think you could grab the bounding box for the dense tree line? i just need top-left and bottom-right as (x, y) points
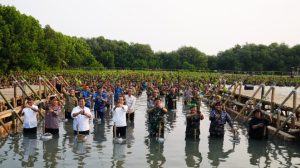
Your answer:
(1, 5), (300, 73)
(0, 5), (102, 73)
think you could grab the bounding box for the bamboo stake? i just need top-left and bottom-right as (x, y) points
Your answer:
(42, 76), (64, 100)
(20, 77), (42, 100)
(234, 84), (264, 120)
(0, 119), (9, 135)
(244, 86), (274, 121)
(0, 91), (23, 124)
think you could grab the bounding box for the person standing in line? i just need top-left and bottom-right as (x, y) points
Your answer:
(81, 85), (92, 108)
(248, 109), (271, 140)
(185, 104), (204, 140)
(125, 88), (136, 123)
(165, 87), (177, 110)
(147, 98), (168, 138)
(63, 88), (78, 119)
(93, 87), (108, 122)
(22, 97), (40, 135)
(114, 82), (123, 103)
(72, 98), (92, 135)
(209, 102), (233, 138)
(44, 96), (61, 135)
(112, 96), (128, 140)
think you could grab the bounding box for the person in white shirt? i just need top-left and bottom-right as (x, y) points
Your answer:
(22, 97), (40, 135)
(72, 98), (92, 135)
(112, 96), (128, 139)
(125, 88), (136, 123)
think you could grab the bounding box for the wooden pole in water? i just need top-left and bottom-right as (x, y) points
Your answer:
(21, 77), (42, 100)
(0, 119), (9, 135)
(291, 91), (297, 129)
(238, 82), (242, 102)
(42, 76), (63, 100)
(234, 84), (263, 120)
(244, 86), (273, 121)
(0, 91), (23, 124)
(39, 77), (42, 98)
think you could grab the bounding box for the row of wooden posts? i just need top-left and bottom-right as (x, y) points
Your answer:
(0, 75), (68, 136)
(211, 80), (300, 141)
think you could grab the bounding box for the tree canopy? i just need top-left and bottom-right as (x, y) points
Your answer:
(1, 5), (300, 73)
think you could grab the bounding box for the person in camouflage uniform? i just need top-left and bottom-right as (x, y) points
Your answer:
(147, 98), (168, 138)
(185, 104), (204, 140)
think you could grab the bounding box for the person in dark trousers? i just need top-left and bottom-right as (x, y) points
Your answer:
(185, 104), (204, 140)
(248, 109), (271, 140)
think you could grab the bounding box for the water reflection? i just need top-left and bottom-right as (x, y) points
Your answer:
(43, 137), (59, 167)
(72, 140), (91, 167)
(145, 138), (166, 168)
(248, 140), (271, 167)
(185, 140), (202, 167)
(93, 121), (107, 143)
(126, 122), (135, 147)
(165, 111), (176, 131)
(111, 143), (126, 168)
(207, 138), (233, 167)
(22, 135), (38, 167)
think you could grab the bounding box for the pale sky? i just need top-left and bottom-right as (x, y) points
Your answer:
(1, 0), (300, 55)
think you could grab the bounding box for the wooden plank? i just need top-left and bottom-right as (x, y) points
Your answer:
(267, 126), (295, 141)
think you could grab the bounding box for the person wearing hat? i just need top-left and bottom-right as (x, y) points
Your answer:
(209, 102), (233, 138)
(185, 104), (204, 140)
(248, 109), (270, 140)
(147, 97), (168, 138)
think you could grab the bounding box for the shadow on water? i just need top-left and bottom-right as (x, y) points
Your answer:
(185, 139), (202, 167)
(207, 137), (234, 167)
(145, 137), (166, 168)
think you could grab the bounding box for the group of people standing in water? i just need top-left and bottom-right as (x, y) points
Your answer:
(21, 76), (271, 142)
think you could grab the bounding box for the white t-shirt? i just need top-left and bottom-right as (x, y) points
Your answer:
(71, 106), (91, 131)
(113, 105), (128, 127)
(125, 95), (136, 113)
(23, 105), (38, 128)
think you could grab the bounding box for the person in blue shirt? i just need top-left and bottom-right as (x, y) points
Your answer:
(81, 85), (92, 108)
(93, 87), (108, 121)
(114, 82), (123, 103)
(209, 102), (233, 137)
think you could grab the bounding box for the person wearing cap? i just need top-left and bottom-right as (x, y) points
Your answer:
(185, 104), (204, 140)
(190, 89), (201, 112)
(209, 102), (233, 138)
(147, 98), (168, 138)
(248, 109), (270, 140)
(22, 97), (40, 135)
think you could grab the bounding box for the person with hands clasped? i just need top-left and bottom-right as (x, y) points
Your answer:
(44, 96), (61, 135)
(72, 98), (92, 135)
(248, 109), (270, 140)
(22, 97), (40, 135)
(185, 104), (204, 140)
(147, 98), (168, 138)
(112, 96), (128, 139)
